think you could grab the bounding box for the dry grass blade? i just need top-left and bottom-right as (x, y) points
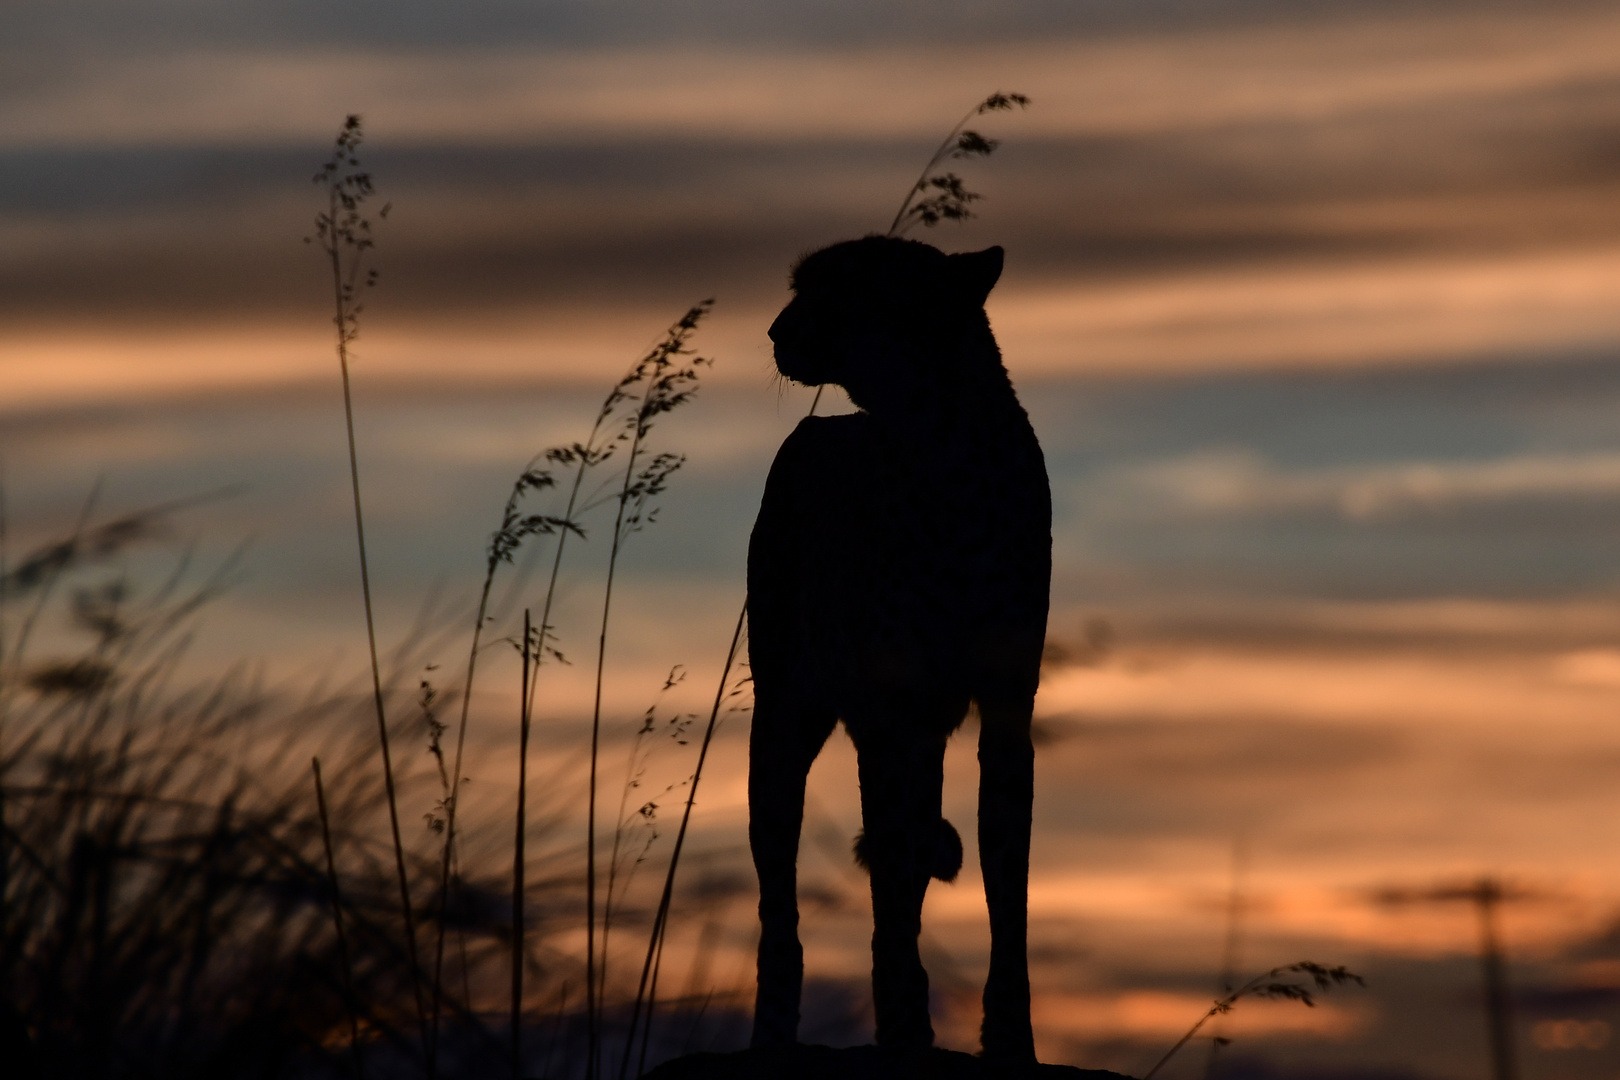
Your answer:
(886, 91), (1029, 236)
(512, 611), (534, 1080)
(620, 610), (747, 1080)
(314, 756), (365, 1080)
(584, 301), (712, 1080)
(0, 513), (450, 1077)
(309, 113), (429, 1077)
(1144, 962), (1365, 1080)
(433, 458), (571, 1055)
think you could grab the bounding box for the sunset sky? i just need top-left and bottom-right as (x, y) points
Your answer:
(6, 1), (1620, 1076)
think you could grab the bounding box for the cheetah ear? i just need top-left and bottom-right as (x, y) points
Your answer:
(949, 246), (1003, 305)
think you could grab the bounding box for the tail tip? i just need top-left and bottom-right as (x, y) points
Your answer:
(850, 818), (963, 882)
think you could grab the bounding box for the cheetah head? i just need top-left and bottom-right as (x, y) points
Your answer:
(769, 236), (1003, 414)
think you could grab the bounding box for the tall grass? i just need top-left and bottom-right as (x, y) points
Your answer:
(512, 610), (534, 1080)
(309, 115), (430, 1073)
(601, 667), (692, 1030)
(2, 92), (1065, 1078)
(0, 111), (734, 1080)
(433, 454), (567, 1059)
(313, 755), (365, 1080)
(1143, 962), (1364, 1080)
(298, 109), (729, 1079)
(619, 612), (749, 1079)
(887, 91), (1030, 236)
(0, 460), (8, 912)
(582, 303), (711, 1080)
(0, 503), (404, 1076)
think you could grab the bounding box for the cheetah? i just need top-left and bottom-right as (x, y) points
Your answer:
(747, 235), (1052, 1060)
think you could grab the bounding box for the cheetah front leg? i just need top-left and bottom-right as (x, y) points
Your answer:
(978, 694), (1036, 1062)
(749, 692), (835, 1048)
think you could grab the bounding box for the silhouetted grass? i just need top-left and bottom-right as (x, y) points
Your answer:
(433, 453), (569, 1063)
(619, 617), (751, 1079)
(887, 91), (1030, 236)
(309, 115), (429, 1073)
(314, 754), (366, 1080)
(1, 506), (389, 1076)
(1, 92), (1071, 1080)
(602, 667), (694, 1038)
(1144, 962), (1365, 1080)
(582, 302), (712, 1080)
(0, 490), (603, 1078)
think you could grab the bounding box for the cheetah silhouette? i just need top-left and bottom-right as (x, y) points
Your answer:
(748, 235), (1051, 1060)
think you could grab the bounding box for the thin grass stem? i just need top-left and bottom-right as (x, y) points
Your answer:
(885, 91), (1028, 236)
(431, 491), (509, 1049)
(886, 102), (982, 236)
(512, 610), (533, 1080)
(620, 603), (747, 1079)
(437, 443), (583, 1056)
(634, 905), (669, 1078)
(516, 417), (612, 1064)
(8, 478), (101, 676)
(586, 411), (648, 1080)
(0, 457), (9, 907)
(599, 731), (635, 1028)
(336, 260), (429, 1078)
(313, 118), (430, 1076)
(1144, 963), (1363, 1080)
(585, 301), (710, 1079)
(0, 457), (8, 685)
(313, 756), (365, 1080)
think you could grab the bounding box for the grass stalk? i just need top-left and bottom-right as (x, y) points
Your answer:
(598, 733), (635, 1032)
(507, 395), (624, 1071)
(313, 756), (365, 1080)
(0, 458), (8, 907)
(510, 449), (596, 1071)
(600, 669), (687, 1056)
(512, 610), (534, 1080)
(433, 455), (571, 1054)
(7, 479), (101, 678)
(886, 91), (1029, 237)
(0, 458), (8, 685)
(1144, 962), (1364, 1080)
(585, 413), (644, 1080)
(581, 303), (710, 1079)
(310, 115), (429, 1075)
(620, 604), (747, 1079)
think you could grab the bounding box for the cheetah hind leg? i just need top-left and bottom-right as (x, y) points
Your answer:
(857, 732), (949, 1049)
(978, 694), (1036, 1062)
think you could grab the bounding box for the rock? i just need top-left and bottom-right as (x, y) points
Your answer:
(641, 1044), (1135, 1080)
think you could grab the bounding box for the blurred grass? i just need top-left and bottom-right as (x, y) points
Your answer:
(0, 498), (595, 1078)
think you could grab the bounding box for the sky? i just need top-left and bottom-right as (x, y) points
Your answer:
(6, 1), (1620, 1076)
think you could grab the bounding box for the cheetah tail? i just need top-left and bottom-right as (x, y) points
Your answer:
(850, 818), (963, 883)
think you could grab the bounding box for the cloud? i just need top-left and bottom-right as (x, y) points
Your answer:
(998, 245), (1620, 375)
(1097, 448), (1620, 522)
(6, 6), (1620, 149)
(1031, 989), (1366, 1041)
(4, 2), (1620, 401)
(5, 1), (1572, 56)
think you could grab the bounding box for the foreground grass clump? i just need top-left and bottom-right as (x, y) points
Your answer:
(0, 493), (610, 1078)
(0, 124), (726, 1079)
(0, 504), (424, 1076)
